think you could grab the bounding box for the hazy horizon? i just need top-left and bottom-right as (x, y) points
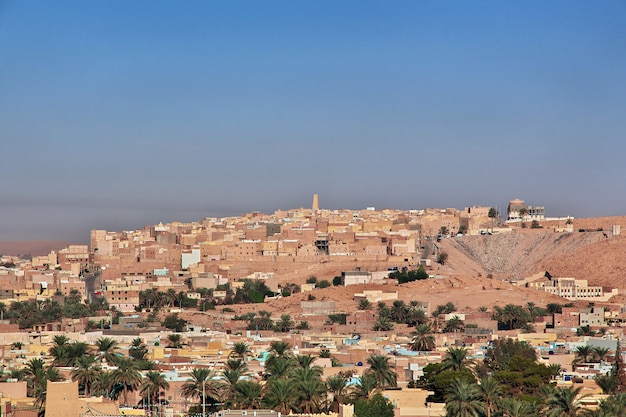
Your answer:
(2, 1), (625, 241)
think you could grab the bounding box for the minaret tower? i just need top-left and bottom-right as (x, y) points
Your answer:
(312, 194), (319, 212)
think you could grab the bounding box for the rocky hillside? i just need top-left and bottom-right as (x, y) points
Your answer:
(438, 218), (626, 290)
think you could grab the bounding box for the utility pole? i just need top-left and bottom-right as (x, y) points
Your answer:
(202, 375), (206, 417)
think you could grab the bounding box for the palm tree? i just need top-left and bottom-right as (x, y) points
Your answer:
(34, 366), (64, 409)
(49, 344), (69, 368)
(52, 334), (70, 347)
(373, 316), (394, 331)
(295, 354), (316, 369)
(477, 376), (502, 417)
(140, 371), (170, 411)
(291, 366), (325, 414)
(574, 346), (593, 369)
(431, 305), (447, 332)
(95, 337), (119, 365)
(266, 357), (292, 380)
(547, 364), (563, 380)
(232, 381), (263, 409)
(518, 207), (528, 226)
(410, 324), (436, 352)
(545, 386), (586, 417)
(181, 368), (222, 408)
(596, 392), (626, 417)
(229, 342), (251, 360)
(350, 373), (380, 402)
(595, 372), (617, 395)
(358, 299), (372, 310)
(129, 338), (149, 361)
(222, 359), (248, 400)
(25, 358), (46, 398)
(365, 354), (397, 388)
(263, 378), (296, 414)
(444, 379), (483, 417)
(593, 347), (611, 363)
(390, 300), (407, 323)
(166, 334), (183, 348)
(444, 315), (465, 333)
(406, 301), (427, 326)
(265, 341), (294, 378)
(253, 310), (273, 331)
(326, 373), (349, 413)
(276, 314), (294, 332)
(9, 368), (26, 382)
(71, 355), (101, 397)
(498, 398), (535, 417)
(526, 302), (538, 320)
(577, 325), (595, 336)
(112, 358), (142, 405)
(93, 370), (116, 399)
(441, 347), (475, 372)
(53, 341), (91, 367)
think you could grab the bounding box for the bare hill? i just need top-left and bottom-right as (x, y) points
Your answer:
(438, 230), (607, 281)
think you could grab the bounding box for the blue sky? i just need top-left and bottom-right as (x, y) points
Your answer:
(1, 1), (625, 241)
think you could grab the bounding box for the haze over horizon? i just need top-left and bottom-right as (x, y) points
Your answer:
(2, 1), (625, 242)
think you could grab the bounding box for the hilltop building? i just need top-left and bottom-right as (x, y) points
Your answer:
(507, 198), (545, 222)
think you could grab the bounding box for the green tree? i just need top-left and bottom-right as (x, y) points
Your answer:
(317, 279), (331, 289)
(248, 310), (274, 330)
(482, 338), (536, 373)
(162, 313), (187, 332)
(354, 392), (395, 417)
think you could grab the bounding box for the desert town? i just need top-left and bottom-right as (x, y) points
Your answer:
(1, 197), (626, 417)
